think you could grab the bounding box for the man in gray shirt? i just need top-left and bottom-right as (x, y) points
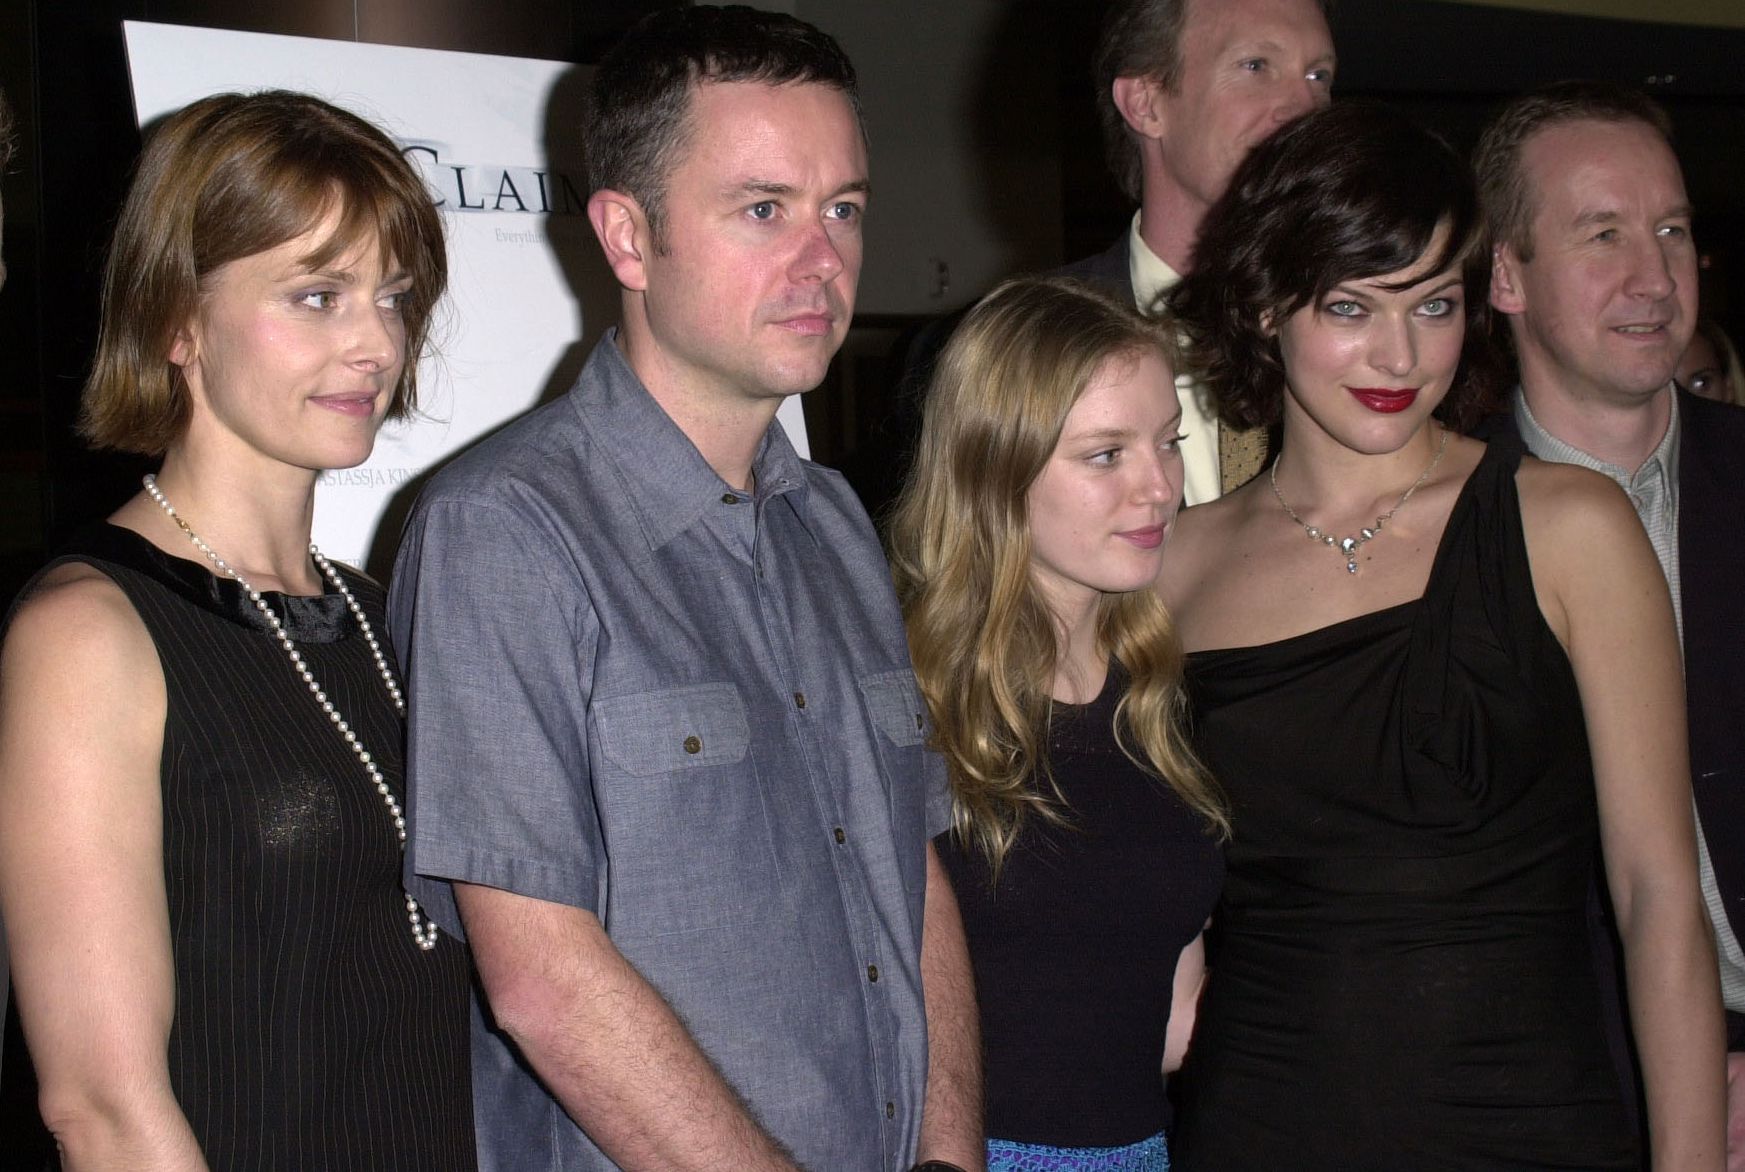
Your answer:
(389, 8), (981, 1170)
(1478, 81), (1745, 1166)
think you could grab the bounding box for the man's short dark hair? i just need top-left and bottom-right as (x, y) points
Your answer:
(1169, 102), (1501, 433)
(1093, 0), (1332, 204)
(1474, 81), (1674, 264)
(586, 4), (862, 242)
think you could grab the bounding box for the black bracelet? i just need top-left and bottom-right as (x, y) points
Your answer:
(910, 1163), (970, 1172)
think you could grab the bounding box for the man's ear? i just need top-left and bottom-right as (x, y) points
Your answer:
(588, 189), (651, 292)
(1489, 241), (1527, 316)
(1111, 74), (1168, 141)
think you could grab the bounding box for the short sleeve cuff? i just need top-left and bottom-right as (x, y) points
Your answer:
(409, 838), (602, 942)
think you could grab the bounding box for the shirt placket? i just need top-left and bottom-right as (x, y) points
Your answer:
(745, 490), (903, 1166)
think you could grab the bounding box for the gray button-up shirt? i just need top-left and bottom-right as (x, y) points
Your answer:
(390, 333), (950, 1171)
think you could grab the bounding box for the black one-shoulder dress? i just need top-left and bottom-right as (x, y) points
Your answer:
(1174, 438), (1636, 1170)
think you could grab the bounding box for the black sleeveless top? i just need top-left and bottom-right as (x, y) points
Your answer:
(1174, 438), (1635, 1170)
(18, 524), (475, 1170)
(937, 668), (1225, 1147)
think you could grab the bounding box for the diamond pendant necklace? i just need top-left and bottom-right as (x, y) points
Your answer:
(1269, 428), (1450, 574)
(143, 474), (439, 951)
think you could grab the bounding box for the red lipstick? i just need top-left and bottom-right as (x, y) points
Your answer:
(1348, 388), (1418, 414)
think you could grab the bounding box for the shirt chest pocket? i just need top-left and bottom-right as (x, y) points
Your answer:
(594, 682), (751, 775)
(590, 683), (780, 938)
(859, 670), (928, 750)
(858, 669), (932, 912)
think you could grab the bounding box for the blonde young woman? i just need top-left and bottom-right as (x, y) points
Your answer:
(1161, 103), (1722, 1170)
(890, 276), (1227, 1172)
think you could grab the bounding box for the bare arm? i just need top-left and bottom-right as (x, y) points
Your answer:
(1163, 931), (1208, 1075)
(0, 568), (206, 1170)
(917, 842), (984, 1169)
(1728, 1052), (1745, 1172)
(1524, 465), (1725, 1169)
(454, 882), (800, 1171)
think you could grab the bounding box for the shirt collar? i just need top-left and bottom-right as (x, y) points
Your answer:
(1127, 211), (1182, 312)
(571, 330), (813, 552)
(1512, 383), (1681, 494)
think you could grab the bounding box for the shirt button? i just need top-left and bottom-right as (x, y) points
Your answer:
(833, 827), (846, 845)
(915, 713), (924, 732)
(793, 691), (807, 709)
(720, 492), (739, 505)
(867, 964), (879, 983)
(683, 735), (702, 754)
(885, 1101), (896, 1120)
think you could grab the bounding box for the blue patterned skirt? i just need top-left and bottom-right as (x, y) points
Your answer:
(986, 1132), (1169, 1171)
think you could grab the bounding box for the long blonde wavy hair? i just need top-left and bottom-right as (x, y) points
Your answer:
(889, 276), (1228, 875)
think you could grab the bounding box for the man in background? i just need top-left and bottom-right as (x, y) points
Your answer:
(1478, 80), (1745, 1169)
(1068, 0), (1335, 500)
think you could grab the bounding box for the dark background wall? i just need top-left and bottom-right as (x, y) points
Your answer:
(0, 0), (681, 607)
(0, 0), (1742, 586)
(1056, 0), (1745, 315)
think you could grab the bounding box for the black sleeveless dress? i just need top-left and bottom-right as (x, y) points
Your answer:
(1174, 438), (1637, 1170)
(16, 524), (475, 1170)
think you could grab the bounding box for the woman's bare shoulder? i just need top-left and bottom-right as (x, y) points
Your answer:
(1512, 452), (1666, 640)
(1, 559), (166, 836)
(4, 562), (158, 691)
(1159, 484), (1265, 610)
(1513, 453), (1643, 548)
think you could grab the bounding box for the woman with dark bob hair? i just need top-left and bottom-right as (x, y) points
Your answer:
(0, 91), (475, 1168)
(1161, 103), (1723, 1168)
(892, 276), (1226, 1171)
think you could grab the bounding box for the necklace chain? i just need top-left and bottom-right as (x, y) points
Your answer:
(1269, 428), (1451, 574)
(143, 474), (438, 951)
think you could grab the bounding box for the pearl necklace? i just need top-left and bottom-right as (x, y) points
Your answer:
(143, 474), (439, 951)
(1269, 427), (1450, 574)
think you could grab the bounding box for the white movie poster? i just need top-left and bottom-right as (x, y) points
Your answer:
(124, 21), (809, 572)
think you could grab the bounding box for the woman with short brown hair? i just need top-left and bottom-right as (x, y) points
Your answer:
(0, 91), (474, 1170)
